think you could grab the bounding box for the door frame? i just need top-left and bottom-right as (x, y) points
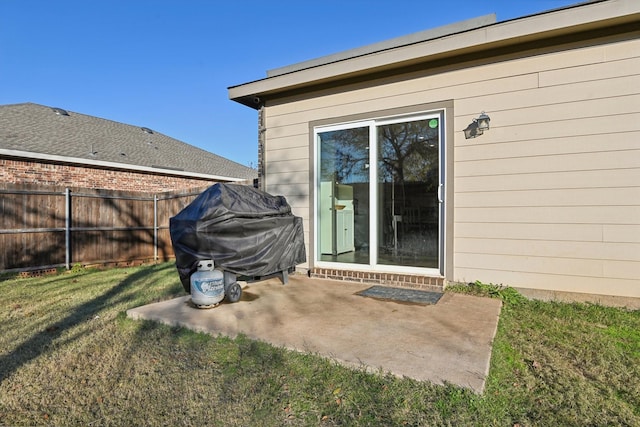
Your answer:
(312, 108), (447, 276)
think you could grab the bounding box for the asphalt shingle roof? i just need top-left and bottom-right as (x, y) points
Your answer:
(0, 103), (257, 181)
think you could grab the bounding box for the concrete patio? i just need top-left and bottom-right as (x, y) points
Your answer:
(127, 275), (502, 393)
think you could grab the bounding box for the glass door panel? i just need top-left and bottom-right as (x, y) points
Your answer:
(376, 118), (440, 268)
(318, 126), (370, 264)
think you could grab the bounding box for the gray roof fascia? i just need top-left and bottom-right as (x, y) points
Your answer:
(266, 14), (497, 78)
(0, 148), (249, 182)
(228, 0), (637, 108)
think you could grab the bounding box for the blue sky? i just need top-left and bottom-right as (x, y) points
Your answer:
(0, 0), (580, 167)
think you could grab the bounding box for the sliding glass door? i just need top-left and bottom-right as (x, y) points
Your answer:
(318, 124), (370, 265)
(316, 112), (444, 273)
(377, 117), (440, 268)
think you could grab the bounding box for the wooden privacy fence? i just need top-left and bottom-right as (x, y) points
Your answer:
(0, 184), (208, 272)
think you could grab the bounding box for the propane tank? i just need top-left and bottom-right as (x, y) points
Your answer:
(190, 259), (224, 308)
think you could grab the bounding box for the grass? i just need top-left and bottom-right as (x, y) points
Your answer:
(1, 265), (639, 426)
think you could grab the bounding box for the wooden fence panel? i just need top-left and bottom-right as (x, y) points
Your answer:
(0, 191), (65, 229)
(0, 184), (215, 272)
(155, 187), (205, 261)
(71, 229), (155, 264)
(23, 231), (66, 267)
(0, 232), (65, 269)
(69, 189), (157, 265)
(0, 187), (67, 269)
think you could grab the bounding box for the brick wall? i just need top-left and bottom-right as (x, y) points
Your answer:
(0, 158), (233, 192)
(310, 268), (445, 292)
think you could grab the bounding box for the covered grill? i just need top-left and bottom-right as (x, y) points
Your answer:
(169, 183), (306, 303)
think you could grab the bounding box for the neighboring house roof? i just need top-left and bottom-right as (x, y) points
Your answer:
(229, 0), (639, 108)
(0, 102), (257, 182)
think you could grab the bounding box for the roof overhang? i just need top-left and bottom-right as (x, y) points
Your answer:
(0, 149), (249, 182)
(229, 0), (640, 109)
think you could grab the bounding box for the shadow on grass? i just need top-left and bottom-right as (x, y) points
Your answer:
(0, 267), (158, 382)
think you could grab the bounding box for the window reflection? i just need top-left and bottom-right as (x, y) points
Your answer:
(318, 127), (370, 264)
(378, 120), (439, 268)
(317, 114), (441, 269)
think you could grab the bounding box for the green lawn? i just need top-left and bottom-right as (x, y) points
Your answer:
(1, 263), (638, 426)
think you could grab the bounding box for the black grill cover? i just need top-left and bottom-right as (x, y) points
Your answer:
(170, 183), (306, 292)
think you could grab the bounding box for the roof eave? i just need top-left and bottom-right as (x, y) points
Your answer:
(228, 0), (640, 109)
(0, 149), (250, 182)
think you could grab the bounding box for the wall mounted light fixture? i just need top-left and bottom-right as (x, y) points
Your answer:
(464, 112), (491, 139)
(476, 111), (490, 131)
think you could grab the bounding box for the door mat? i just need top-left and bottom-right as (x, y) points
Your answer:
(356, 286), (443, 305)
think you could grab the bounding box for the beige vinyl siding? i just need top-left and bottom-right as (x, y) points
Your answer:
(453, 268), (639, 297)
(453, 37), (640, 298)
(456, 168), (640, 192)
(262, 33), (640, 297)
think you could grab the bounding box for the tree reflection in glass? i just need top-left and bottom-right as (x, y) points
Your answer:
(377, 119), (439, 268)
(317, 116), (441, 269)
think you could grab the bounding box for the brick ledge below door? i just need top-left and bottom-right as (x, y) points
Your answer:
(310, 268), (444, 292)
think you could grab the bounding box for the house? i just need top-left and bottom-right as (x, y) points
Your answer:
(0, 102), (257, 192)
(228, 0), (640, 304)
(0, 102), (257, 272)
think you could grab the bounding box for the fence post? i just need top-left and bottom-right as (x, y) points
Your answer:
(154, 194), (158, 262)
(65, 188), (71, 270)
